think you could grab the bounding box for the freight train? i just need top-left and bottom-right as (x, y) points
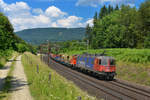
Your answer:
(50, 52), (116, 80)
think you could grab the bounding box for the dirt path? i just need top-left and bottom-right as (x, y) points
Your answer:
(10, 55), (33, 100)
(0, 57), (15, 90)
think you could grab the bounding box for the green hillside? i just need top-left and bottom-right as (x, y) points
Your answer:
(15, 28), (85, 45)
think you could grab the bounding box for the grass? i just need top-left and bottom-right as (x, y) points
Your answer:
(0, 55), (18, 100)
(116, 61), (150, 86)
(22, 52), (97, 100)
(66, 48), (150, 86)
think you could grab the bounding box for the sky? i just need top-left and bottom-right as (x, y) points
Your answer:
(0, 0), (146, 32)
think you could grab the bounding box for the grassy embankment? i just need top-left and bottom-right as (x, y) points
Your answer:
(0, 54), (19, 100)
(22, 52), (97, 100)
(66, 49), (150, 86)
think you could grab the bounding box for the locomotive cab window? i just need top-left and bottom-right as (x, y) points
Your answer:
(99, 59), (101, 65)
(101, 58), (108, 66)
(110, 59), (115, 65)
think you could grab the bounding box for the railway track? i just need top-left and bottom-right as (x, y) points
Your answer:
(42, 55), (150, 100)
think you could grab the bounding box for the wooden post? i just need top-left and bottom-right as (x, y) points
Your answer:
(49, 72), (51, 83)
(77, 96), (82, 100)
(37, 64), (39, 73)
(30, 61), (32, 65)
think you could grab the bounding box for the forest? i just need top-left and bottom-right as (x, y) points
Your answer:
(85, 0), (150, 49)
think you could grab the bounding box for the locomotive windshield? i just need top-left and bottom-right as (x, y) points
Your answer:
(110, 59), (115, 65)
(101, 58), (108, 66)
(98, 57), (115, 66)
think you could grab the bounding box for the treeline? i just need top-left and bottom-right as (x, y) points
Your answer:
(39, 40), (87, 54)
(86, 1), (150, 49)
(0, 12), (37, 59)
(53, 40), (87, 53)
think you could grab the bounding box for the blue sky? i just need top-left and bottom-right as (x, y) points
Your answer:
(0, 0), (146, 31)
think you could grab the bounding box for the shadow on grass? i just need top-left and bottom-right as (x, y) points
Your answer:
(7, 59), (20, 62)
(0, 64), (4, 69)
(0, 76), (31, 99)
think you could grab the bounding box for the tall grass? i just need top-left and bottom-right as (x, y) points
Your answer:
(22, 52), (97, 100)
(66, 48), (150, 64)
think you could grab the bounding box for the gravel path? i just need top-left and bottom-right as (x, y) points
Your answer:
(0, 57), (15, 90)
(10, 55), (33, 100)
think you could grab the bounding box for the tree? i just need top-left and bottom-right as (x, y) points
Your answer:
(99, 5), (108, 19)
(108, 5), (114, 14)
(115, 5), (119, 10)
(139, 0), (150, 36)
(93, 12), (98, 26)
(139, 0), (150, 48)
(85, 24), (92, 45)
(16, 43), (29, 53)
(0, 13), (14, 50)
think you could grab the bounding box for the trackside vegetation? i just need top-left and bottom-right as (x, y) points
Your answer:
(22, 52), (97, 100)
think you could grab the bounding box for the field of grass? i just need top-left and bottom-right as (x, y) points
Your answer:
(66, 48), (150, 64)
(22, 52), (97, 100)
(66, 49), (150, 86)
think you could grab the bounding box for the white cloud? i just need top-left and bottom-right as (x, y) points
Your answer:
(85, 18), (93, 27)
(0, 0), (90, 31)
(57, 16), (83, 27)
(45, 6), (67, 18)
(76, 0), (137, 7)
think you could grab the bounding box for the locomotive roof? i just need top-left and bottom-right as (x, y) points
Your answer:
(77, 55), (114, 60)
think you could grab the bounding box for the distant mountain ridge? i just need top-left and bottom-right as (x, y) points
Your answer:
(15, 28), (86, 45)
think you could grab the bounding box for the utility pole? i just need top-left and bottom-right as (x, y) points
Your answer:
(47, 40), (50, 66)
(87, 40), (89, 50)
(40, 45), (42, 60)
